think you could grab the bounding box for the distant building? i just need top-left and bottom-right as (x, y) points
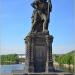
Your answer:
(18, 54), (26, 59)
(18, 54), (26, 64)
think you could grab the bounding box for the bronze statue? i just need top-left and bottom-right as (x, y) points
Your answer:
(31, 0), (52, 32)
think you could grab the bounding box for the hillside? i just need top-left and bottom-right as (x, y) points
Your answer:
(54, 50), (75, 65)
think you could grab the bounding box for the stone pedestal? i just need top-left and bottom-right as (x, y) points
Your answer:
(24, 32), (54, 73)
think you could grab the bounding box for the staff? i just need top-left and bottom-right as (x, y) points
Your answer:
(48, 0), (52, 23)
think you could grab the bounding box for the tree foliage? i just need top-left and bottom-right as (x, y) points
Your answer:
(0, 54), (19, 65)
(55, 51), (74, 65)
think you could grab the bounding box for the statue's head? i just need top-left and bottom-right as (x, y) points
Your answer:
(41, 0), (47, 2)
(44, 0), (47, 1)
(35, 0), (47, 2)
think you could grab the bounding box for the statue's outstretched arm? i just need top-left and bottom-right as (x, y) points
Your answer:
(31, 1), (38, 9)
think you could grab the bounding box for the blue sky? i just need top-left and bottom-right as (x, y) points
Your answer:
(0, 0), (75, 55)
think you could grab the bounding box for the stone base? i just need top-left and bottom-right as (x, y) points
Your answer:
(25, 32), (54, 72)
(13, 72), (74, 75)
(12, 69), (74, 75)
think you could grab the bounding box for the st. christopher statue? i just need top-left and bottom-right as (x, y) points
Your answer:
(31, 0), (52, 32)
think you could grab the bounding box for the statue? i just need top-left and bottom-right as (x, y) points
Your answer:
(31, 0), (52, 32)
(25, 0), (55, 73)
